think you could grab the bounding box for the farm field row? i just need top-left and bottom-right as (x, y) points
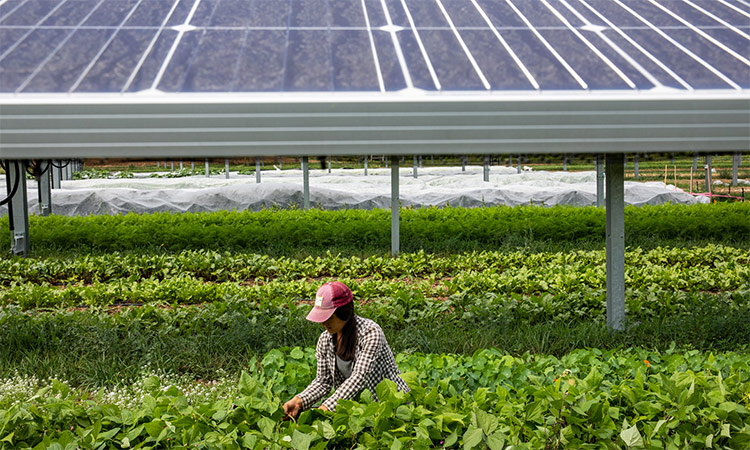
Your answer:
(2, 347), (748, 450)
(2, 203), (748, 256)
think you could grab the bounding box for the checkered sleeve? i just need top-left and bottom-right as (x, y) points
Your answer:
(321, 323), (383, 411)
(296, 332), (333, 411)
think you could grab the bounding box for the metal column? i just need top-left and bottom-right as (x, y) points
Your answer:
(205, 159), (210, 178)
(705, 155), (712, 194)
(483, 155), (489, 182)
(391, 156), (400, 256)
(255, 157), (261, 183)
(6, 161), (30, 256)
(302, 156), (310, 209)
(328, 155), (331, 173)
(462, 155), (466, 172)
(413, 155), (418, 179)
(51, 160), (62, 189)
(634, 153), (639, 178)
(225, 159), (230, 179)
(38, 161), (52, 216)
(364, 156), (368, 176)
(732, 152), (739, 186)
(517, 155), (522, 174)
(596, 154), (604, 208)
(605, 153), (625, 331)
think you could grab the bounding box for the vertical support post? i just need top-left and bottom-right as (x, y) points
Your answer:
(225, 159), (230, 179)
(670, 152), (675, 165)
(508, 155), (512, 167)
(205, 158), (210, 178)
(255, 157), (261, 183)
(302, 156), (310, 209)
(328, 155), (331, 173)
(732, 152), (739, 186)
(692, 152), (698, 172)
(180, 159), (183, 170)
(705, 154), (712, 194)
(462, 155), (466, 172)
(391, 156), (400, 256)
(364, 155), (368, 176)
(7, 161), (30, 256)
(483, 155), (489, 182)
(563, 154), (568, 171)
(605, 153), (625, 331)
(171, 161), (175, 172)
(65, 162), (73, 180)
(419, 155), (423, 168)
(413, 155), (418, 179)
(596, 154), (605, 208)
(51, 160), (62, 189)
(191, 161), (195, 170)
(634, 153), (639, 179)
(38, 161), (52, 216)
(278, 157), (283, 170)
(517, 155), (522, 174)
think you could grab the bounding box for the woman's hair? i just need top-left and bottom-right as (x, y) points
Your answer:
(333, 302), (357, 361)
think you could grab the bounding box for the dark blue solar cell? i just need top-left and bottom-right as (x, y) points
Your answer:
(699, 28), (750, 64)
(510, 0), (582, 28)
(460, 29), (534, 89)
(602, 29), (687, 89)
(538, 29), (630, 89)
(0, 28), (67, 92)
(75, 30), (155, 92)
(166, 0), (196, 27)
(403, 0), (447, 28)
(41, 0), (101, 27)
(584, 0), (643, 28)
(126, 0), (187, 27)
(624, 0), (687, 28)
(625, 29), (734, 88)
(473, 0), (526, 28)
(418, 30), (485, 90)
(0, 27), (30, 53)
(232, 29), (286, 91)
(583, 31), (656, 89)
(125, 30), (177, 92)
(397, 29), (438, 90)
(545, 0), (607, 28)
(3, 0), (62, 26)
(500, 29), (581, 89)
(157, 30), (202, 91)
(179, 30), (244, 91)
(656, 0), (725, 27)
(662, 28), (749, 88)
(188, 0), (220, 27)
(284, 30), (331, 90)
(248, 0), (291, 28)
(21, 29), (114, 93)
(439, 0), (493, 28)
(383, 0), (408, 28)
(328, 0), (366, 28)
(84, 0), (139, 26)
(371, 29), (407, 90)
(289, 0), (330, 27)
(208, 0), (254, 27)
(331, 30), (379, 90)
(0, 1), (26, 23)
(692, 0), (750, 27)
(362, 0), (387, 28)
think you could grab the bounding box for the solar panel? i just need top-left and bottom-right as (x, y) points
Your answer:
(0, 0), (748, 94)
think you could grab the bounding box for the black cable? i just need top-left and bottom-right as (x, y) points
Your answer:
(0, 161), (21, 208)
(49, 159), (71, 169)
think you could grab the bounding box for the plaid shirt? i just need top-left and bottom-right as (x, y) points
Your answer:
(297, 316), (410, 411)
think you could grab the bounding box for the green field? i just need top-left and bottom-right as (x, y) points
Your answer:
(1, 204), (748, 449)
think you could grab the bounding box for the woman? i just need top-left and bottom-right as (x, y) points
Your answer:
(283, 281), (410, 416)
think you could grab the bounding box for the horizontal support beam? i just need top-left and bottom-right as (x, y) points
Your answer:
(1, 95), (748, 159)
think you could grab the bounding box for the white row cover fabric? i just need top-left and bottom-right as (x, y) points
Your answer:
(1, 166), (707, 217)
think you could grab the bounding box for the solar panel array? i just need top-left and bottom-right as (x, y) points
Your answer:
(1, 0), (749, 94)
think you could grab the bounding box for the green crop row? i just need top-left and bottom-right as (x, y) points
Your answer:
(3, 347), (749, 449)
(2, 262), (746, 310)
(2, 203), (748, 255)
(1, 245), (746, 286)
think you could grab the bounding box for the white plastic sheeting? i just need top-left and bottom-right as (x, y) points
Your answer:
(1, 166), (707, 216)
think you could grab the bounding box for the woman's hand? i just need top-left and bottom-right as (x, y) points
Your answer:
(283, 396), (302, 419)
(318, 404), (329, 412)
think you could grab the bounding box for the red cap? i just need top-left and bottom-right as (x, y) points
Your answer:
(306, 281), (353, 323)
